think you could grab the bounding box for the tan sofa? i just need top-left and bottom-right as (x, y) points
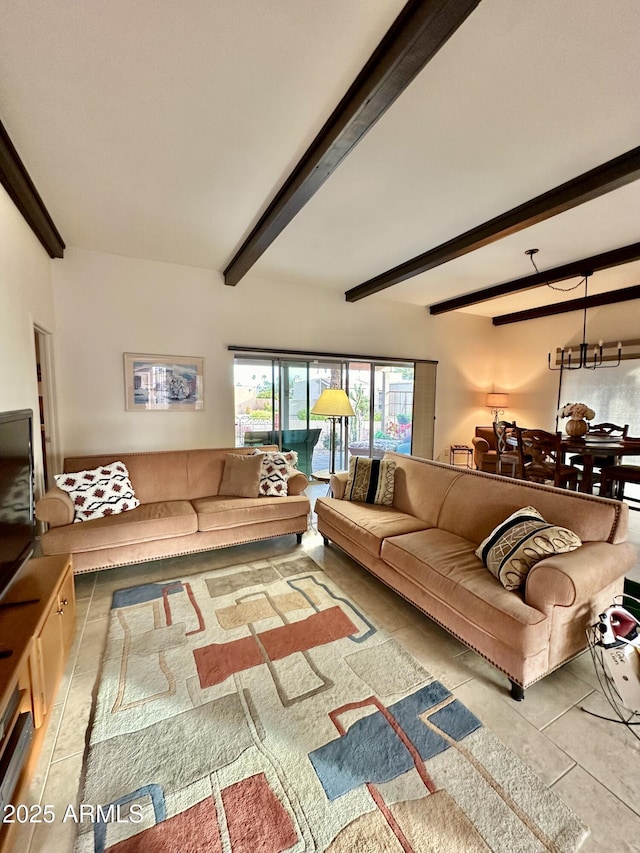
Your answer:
(315, 451), (636, 699)
(35, 447), (310, 574)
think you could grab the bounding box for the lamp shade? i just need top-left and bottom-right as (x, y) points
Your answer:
(310, 389), (355, 418)
(486, 393), (509, 409)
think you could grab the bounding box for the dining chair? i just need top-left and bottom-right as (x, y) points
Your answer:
(599, 464), (640, 504)
(517, 428), (580, 490)
(569, 422), (629, 473)
(493, 420), (521, 477)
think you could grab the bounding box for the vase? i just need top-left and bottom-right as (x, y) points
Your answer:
(565, 418), (588, 437)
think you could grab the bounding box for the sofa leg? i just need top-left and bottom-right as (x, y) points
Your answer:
(509, 680), (525, 701)
(322, 535), (329, 546)
(296, 532), (303, 544)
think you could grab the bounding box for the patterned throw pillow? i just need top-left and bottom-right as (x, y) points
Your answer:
(256, 452), (294, 497)
(343, 457), (396, 506)
(54, 461), (140, 523)
(250, 448), (298, 473)
(475, 506), (581, 591)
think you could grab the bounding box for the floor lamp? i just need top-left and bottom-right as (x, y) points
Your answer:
(310, 389), (355, 474)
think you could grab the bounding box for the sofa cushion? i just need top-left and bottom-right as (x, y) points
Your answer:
(40, 500), (197, 554)
(219, 453), (262, 497)
(476, 506), (581, 591)
(193, 494), (309, 531)
(315, 496), (430, 558)
(54, 461), (140, 522)
(381, 528), (549, 657)
(343, 457), (396, 506)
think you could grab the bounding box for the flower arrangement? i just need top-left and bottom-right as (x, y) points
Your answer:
(557, 402), (595, 420)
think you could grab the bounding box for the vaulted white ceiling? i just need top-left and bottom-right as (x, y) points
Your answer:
(1, 0), (639, 317)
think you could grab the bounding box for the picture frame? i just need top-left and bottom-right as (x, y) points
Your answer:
(124, 353), (204, 411)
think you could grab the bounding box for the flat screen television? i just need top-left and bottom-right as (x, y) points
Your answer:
(0, 409), (35, 601)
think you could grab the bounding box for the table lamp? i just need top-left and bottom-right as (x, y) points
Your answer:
(486, 392), (509, 424)
(310, 389), (355, 474)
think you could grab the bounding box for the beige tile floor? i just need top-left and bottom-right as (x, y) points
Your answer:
(13, 490), (640, 853)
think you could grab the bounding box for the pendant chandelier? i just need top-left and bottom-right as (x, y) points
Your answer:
(547, 273), (622, 371)
(524, 250), (623, 371)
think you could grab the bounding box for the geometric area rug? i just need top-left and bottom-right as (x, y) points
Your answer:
(75, 554), (588, 853)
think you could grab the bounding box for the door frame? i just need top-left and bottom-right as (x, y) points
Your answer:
(33, 324), (60, 493)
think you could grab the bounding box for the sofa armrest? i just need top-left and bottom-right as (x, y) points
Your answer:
(471, 436), (490, 462)
(35, 486), (74, 527)
(329, 472), (349, 500)
(525, 541), (636, 611)
(288, 471), (309, 495)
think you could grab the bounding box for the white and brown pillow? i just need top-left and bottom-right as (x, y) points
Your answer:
(476, 506), (581, 591)
(343, 457), (396, 506)
(54, 461), (140, 523)
(254, 451), (295, 496)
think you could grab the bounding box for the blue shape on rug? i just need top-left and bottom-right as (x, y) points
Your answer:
(93, 783), (166, 853)
(309, 683), (482, 801)
(388, 684), (481, 752)
(112, 581), (183, 609)
(309, 710), (414, 800)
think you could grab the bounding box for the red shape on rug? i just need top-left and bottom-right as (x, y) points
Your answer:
(106, 796), (221, 852)
(222, 772), (297, 853)
(194, 606), (357, 688)
(194, 635), (263, 688)
(259, 606), (356, 660)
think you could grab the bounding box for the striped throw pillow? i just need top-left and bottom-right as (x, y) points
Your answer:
(475, 506), (581, 591)
(343, 457), (396, 506)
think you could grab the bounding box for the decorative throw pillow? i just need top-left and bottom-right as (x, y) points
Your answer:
(54, 461), (140, 523)
(255, 452), (294, 496)
(250, 448), (299, 475)
(475, 506), (581, 591)
(343, 457), (396, 506)
(219, 453), (263, 498)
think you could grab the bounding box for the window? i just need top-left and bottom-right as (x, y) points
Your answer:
(559, 359), (640, 449)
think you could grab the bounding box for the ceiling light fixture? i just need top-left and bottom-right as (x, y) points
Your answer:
(524, 250), (622, 371)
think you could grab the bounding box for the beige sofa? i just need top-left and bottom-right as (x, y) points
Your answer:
(315, 451), (636, 699)
(35, 447), (310, 573)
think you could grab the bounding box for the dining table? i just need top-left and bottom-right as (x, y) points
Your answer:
(559, 436), (640, 494)
(505, 433), (640, 494)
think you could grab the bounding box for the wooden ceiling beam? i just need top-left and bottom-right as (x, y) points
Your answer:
(345, 144), (640, 302)
(0, 118), (65, 258)
(492, 284), (640, 326)
(428, 241), (640, 314)
(224, 0), (481, 286)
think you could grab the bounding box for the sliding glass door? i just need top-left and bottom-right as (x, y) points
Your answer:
(346, 363), (414, 459)
(234, 354), (427, 475)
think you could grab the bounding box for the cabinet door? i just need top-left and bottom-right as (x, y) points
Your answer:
(57, 569), (76, 655)
(35, 599), (64, 721)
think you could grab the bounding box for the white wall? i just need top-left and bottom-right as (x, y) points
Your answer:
(7, 228), (634, 473)
(50, 247), (498, 463)
(0, 185), (56, 493)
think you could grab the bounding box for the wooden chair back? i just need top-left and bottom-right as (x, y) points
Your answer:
(517, 428), (578, 489)
(587, 422), (629, 439)
(493, 420), (520, 476)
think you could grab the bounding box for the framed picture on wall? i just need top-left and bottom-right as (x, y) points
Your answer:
(124, 353), (204, 411)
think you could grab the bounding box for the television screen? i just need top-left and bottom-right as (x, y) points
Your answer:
(0, 409), (35, 599)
